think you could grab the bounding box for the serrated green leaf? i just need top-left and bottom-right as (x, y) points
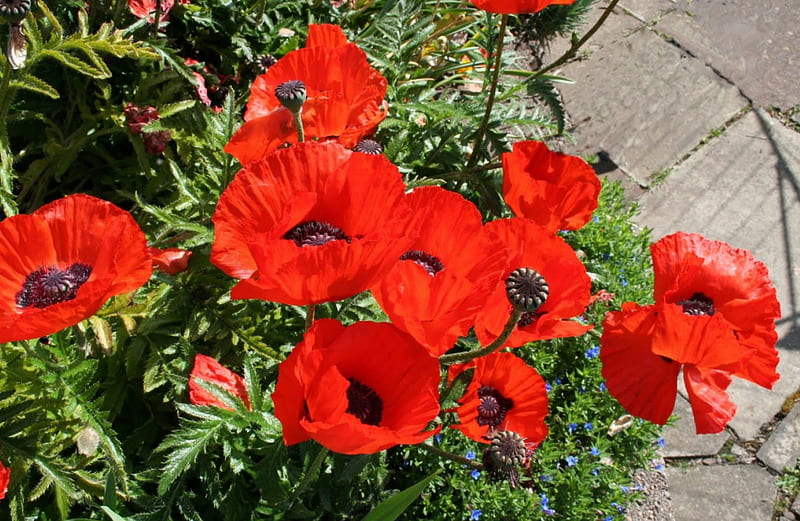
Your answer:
(156, 418), (227, 495)
(10, 73), (60, 99)
(38, 49), (108, 78)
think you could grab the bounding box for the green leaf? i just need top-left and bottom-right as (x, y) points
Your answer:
(359, 470), (440, 521)
(156, 417), (227, 495)
(10, 74), (60, 99)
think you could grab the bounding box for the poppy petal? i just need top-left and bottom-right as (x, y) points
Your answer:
(683, 366), (736, 434)
(188, 354), (251, 411)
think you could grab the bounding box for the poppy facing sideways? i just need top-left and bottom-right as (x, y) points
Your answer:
(0, 194), (152, 343)
(466, 0), (575, 14)
(272, 319), (441, 454)
(188, 353), (251, 411)
(225, 24), (387, 165)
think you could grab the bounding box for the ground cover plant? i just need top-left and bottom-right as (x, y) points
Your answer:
(0, 0), (782, 520)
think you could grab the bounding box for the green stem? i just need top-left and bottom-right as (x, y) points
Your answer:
(439, 309), (522, 365)
(437, 161), (502, 181)
(0, 57), (18, 215)
(304, 303), (315, 331)
(465, 13), (509, 170)
(527, 0), (620, 81)
(290, 444), (328, 500)
(418, 442), (482, 469)
(293, 109), (305, 143)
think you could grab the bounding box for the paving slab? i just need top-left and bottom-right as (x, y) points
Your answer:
(655, 1), (799, 110)
(758, 403), (800, 473)
(662, 394), (729, 458)
(665, 465), (777, 521)
(617, 0), (677, 23)
(555, 20), (747, 184)
(636, 109), (800, 441)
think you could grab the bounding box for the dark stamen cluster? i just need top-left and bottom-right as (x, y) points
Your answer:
(16, 263), (92, 309)
(399, 250), (445, 276)
(517, 310), (544, 329)
(345, 377), (383, 426)
(678, 292), (716, 316)
(505, 267), (549, 312)
(353, 139), (383, 155)
(284, 221), (351, 247)
(476, 385), (514, 427)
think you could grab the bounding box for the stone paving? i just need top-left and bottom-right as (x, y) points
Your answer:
(544, 1), (800, 520)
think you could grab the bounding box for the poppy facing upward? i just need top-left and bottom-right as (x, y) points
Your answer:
(271, 319), (441, 454)
(225, 24), (387, 165)
(502, 140), (600, 232)
(371, 187), (508, 356)
(211, 141), (412, 305)
(0, 194), (152, 343)
(600, 232), (780, 434)
(449, 352), (549, 446)
(467, 0), (575, 14)
(474, 218), (592, 348)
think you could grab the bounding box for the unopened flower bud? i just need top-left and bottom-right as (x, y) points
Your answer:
(275, 80), (306, 113)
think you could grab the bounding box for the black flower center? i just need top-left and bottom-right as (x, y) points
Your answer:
(283, 221), (351, 247)
(353, 139), (383, 155)
(678, 292), (716, 316)
(476, 385), (514, 427)
(16, 264), (92, 309)
(517, 310), (544, 329)
(506, 267), (549, 312)
(399, 250), (445, 276)
(346, 377), (383, 426)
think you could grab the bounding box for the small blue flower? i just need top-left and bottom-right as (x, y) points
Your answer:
(584, 422), (593, 431)
(590, 447), (600, 456)
(545, 381), (553, 393)
(620, 485), (630, 493)
(465, 450), (476, 460)
(593, 216), (600, 223)
(434, 434), (442, 444)
(620, 278), (628, 288)
(603, 516), (613, 521)
(599, 382), (607, 392)
(471, 469), (481, 480)
(554, 377), (564, 385)
(566, 455), (579, 467)
(657, 437), (666, 447)
(470, 509), (482, 520)
(611, 501), (626, 513)
(584, 345), (600, 359)
(653, 463), (664, 471)
(540, 494), (556, 516)
(591, 468), (600, 476)
(540, 474), (553, 482)
(568, 423), (579, 433)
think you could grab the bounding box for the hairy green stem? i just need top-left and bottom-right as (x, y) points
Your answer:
(418, 442), (483, 469)
(439, 309), (522, 365)
(528, 0), (620, 81)
(293, 109), (305, 143)
(465, 13), (509, 170)
(290, 444), (329, 500)
(305, 303), (316, 331)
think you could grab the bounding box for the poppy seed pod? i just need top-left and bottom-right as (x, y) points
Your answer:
(0, 0), (32, 24)
(274, 80), (307, 113)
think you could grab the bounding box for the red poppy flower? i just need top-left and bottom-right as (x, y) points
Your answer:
(449, 352), (548, 445)
(128, 0), (175, 22)
(224, 24), (387, 165)
(601, 302), (746, 433)
(149, 247), (192, 275)
(271, 319), (441, 454)
(502, 141), (600, 232)
(371, 187), (508, 356)
(651, 232), (780, 388)
(0, 194), (152, 343)
(211, 141), (412, 305)
(466, 0), (575, 14)
(474, 218), (592, 348)
(188, 354), (251, 411)
(0, 460), (8, 500)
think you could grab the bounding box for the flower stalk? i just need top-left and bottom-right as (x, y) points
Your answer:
(439, 308), (522, 365)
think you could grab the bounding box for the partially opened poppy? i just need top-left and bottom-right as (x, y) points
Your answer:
(502, 140), (600, 232)
(128, 0), (177, 23)
(371, 187), (508, 356)
(467, 0), (575, 14)
(148, 247), (192, 275)
(224, 24), (387, 165)
(474, 218), (592, 348)
(0, 194), (152, 343)
(211, 141), (412, 305)
(0, 460), (8, 500)
(600, 232), (780, 434)
(271, 319), (441, 454)
(188, 353), (251, 411)
(449, 352), (548, 446)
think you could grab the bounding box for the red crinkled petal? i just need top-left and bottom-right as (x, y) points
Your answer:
(502, 141), (600, 231)
(0, 461), (9, 500)
(467, 0), (575, 14)
(600, 303), (681, 425)
(474, 218), (592, 348)
(188, 354), (251, 411)
(0, 194), (151, 342)
(306, 24), (350, 48)
(683, 365), (736, 434)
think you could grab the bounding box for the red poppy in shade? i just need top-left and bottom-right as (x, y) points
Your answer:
(651, 232), (780, 388)
(0, 460), (8, 500)
(502, 140), (600, 232)
(0, 194), (152, 343)
(211, 141), (412, 305)
(448, 352), (548, 445)
(128, 0), (176, 22)
(600, 232), (780, 434)
(188, 354), (251, 411)
(224, 24), (388, 165)
(148, 247), (192, 275)
(474, 218), (592, 348)
(371, 187), (508, 356)
(467, 0), (575, 14)
(271, 319), (441, 454)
